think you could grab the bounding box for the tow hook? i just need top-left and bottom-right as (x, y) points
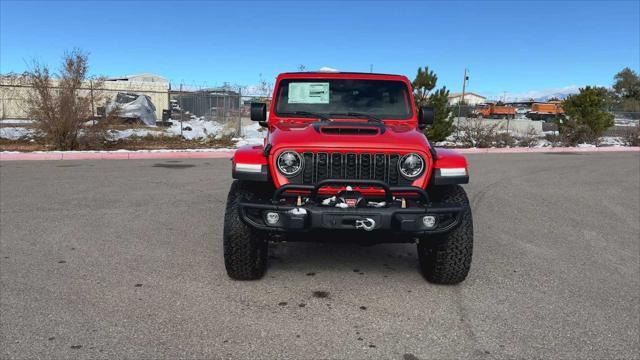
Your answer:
(355, 218), (376, 231)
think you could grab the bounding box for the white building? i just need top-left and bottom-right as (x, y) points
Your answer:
(448, 92), (486, 106)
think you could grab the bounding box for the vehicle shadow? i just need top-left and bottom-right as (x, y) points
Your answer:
(267, 234), (420, 276)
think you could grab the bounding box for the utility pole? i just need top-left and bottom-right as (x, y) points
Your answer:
(456, 68), (469, 137)
(370, 64), (373, 73)
(89, 79), (95, 126)
(238, 86), (242, 137)
(179, 82), (183, 138)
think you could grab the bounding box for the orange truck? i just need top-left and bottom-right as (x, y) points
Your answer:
(473, 103), (516, 119)
(527, 101), (564, 121)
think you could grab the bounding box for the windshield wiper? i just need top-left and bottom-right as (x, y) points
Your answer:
(278, 111), (332, 122)
(329, 112), (382, 123)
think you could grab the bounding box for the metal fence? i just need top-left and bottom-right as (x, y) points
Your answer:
(166, 82), (272, 136)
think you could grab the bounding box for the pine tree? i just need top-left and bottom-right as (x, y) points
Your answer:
(426, 87), (454, 141)
(411, 67), (454, 142)
(612, 67), (640, 112)
(613, 67), (640, 99)
(412, 67), (437, 107)
(562, 86), (614, 143)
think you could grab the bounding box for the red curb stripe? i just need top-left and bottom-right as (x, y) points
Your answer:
(126, 151), (235, 160)
(0, 153), (63, 161)
(456, 147), (640, 154)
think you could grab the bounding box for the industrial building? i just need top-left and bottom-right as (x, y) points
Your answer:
(0, 73), (169, 120)
(448, 92), (487, 106)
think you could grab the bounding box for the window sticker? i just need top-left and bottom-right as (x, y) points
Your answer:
(288, 82), (330, 104)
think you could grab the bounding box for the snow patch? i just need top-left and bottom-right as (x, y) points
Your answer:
(234, 122), (266, 147)
(166, 118), (225, 140)
(598, 136), (626, 147)
(0, 119), (35, 125)
(0, 127), (37, 140)
(108, 128), (164, 140)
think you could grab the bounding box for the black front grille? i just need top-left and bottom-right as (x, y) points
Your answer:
(290, 152), (413, 186)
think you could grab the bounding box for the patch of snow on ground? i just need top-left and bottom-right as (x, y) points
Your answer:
(598, 136), (626, 147)
(235, 122), (266, 147)
(534, 139), (552, 148)
(0, 119), (35, 125)
(0, 127), (37, 140)
(166, 118), (225, 140)
(614, 118), (639, 127)
(108, 128), (164, 140)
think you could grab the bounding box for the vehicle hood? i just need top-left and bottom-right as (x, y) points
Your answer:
(268, 120), (430, 154)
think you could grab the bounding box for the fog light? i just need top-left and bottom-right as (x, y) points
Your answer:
(265, 212), (280, 225)
(422, 215), (437, 229)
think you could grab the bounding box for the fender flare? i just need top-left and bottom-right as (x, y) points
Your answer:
(430, 148), (469, 186)
(232, 145), (270, 182)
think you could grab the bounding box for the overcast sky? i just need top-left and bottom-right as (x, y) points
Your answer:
(1, 0), (638, 100)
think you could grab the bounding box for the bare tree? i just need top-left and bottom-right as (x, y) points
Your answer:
(25, 50), (109, 150)
(456, 118), (502, 148)
(517, 126), (540, 148)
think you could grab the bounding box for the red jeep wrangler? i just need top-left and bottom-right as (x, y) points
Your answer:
(224, 72), (473, 284)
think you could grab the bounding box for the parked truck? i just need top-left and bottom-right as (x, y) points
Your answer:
(473, 102), (516, 119)
(527, 101), (564, 121)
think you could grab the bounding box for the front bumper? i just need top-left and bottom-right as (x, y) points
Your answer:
(239, 179), (465, 234)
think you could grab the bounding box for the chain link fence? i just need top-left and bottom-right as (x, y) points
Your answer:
(167, 82), (271, 136)
(451, 104), (639, 131)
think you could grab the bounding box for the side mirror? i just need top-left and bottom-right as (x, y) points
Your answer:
(418, 106), (435, 130)
(250, 103), (267, 122)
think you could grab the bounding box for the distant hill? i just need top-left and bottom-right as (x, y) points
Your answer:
(532, 92), (577, 102)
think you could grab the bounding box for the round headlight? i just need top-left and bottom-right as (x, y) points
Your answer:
(277, 151), (303, 176)
(398, 153), (425, 179)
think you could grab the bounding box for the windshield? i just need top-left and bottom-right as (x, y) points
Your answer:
(275, 79), (413, 120)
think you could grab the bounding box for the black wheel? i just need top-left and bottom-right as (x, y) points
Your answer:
(418, 185), (473, 284)
(223, 180), (272, 280)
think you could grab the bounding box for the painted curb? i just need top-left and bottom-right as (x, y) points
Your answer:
(0, 150), (236, 161)
(455, 147), (640, 154)
(0, 147), (638, 161)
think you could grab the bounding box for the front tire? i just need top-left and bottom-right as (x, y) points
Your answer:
(418, 185), (473, 284)
(223, 180), (270, 280)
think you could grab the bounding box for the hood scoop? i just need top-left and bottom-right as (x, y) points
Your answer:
(314, 121), (385, 135)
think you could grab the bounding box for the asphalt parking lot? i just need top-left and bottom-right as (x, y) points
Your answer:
(1, 152), (639, 359)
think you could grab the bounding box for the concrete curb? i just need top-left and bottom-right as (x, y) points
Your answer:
(0, 150), (236, 161)
(1, 147), (638, 161)
(455, 147), (640, 154)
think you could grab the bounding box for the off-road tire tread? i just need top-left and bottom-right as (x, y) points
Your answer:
(223, 180), (270, 280)
(419, 185), (473, 284)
